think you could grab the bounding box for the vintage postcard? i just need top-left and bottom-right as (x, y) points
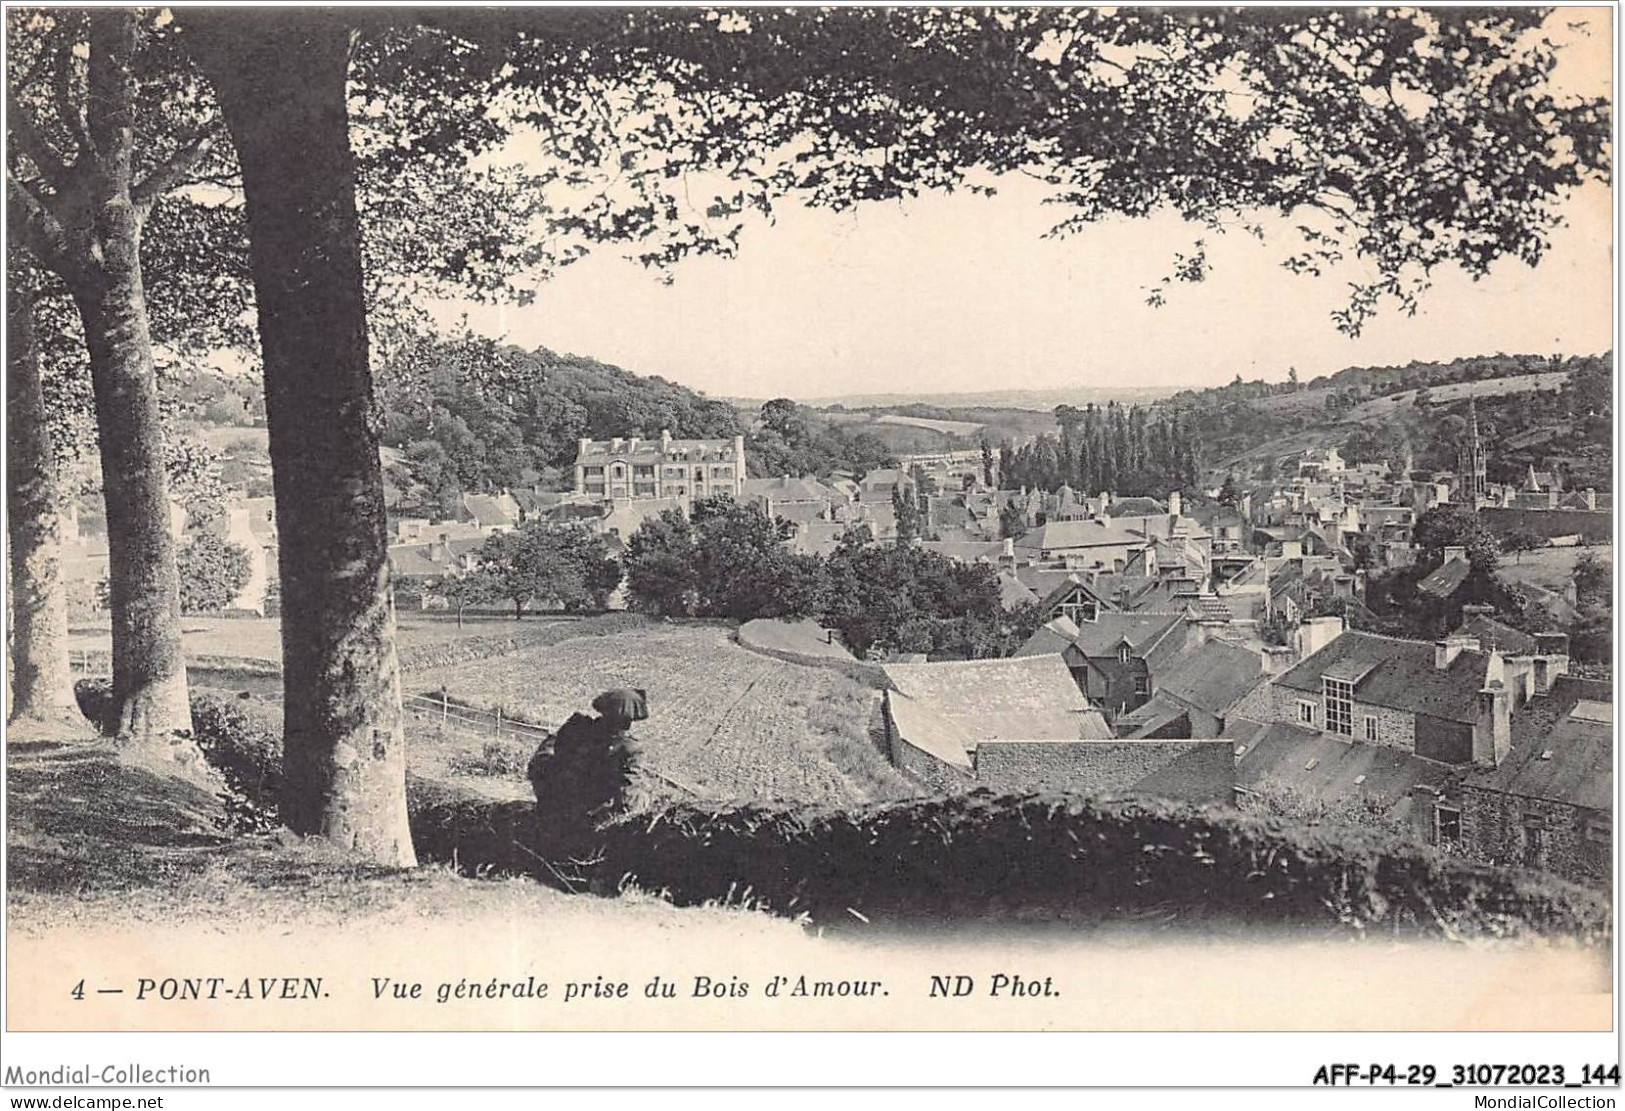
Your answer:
(2, 2), (1617, 1091)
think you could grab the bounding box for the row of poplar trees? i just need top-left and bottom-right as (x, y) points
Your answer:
(5, 8), (1608, 865)
(997, 404), (1202, 497)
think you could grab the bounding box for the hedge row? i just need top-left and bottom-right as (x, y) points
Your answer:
(409, 788), (1611, 940)
(734, 625), (889, 689)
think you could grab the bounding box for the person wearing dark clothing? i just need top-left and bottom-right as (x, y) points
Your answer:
(528, 689), (648, 850)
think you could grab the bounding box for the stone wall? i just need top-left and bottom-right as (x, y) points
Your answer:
(1459, 788), (1608, 887)
(1265, 683), (1419, 753)
(973, 739), (1233, 802)
(1480, 507), (1613, 544)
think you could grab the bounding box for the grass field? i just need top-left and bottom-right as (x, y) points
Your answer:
(424, 623), (913, 807)
(1499, 544), (1611, 592)
(67, 612), (582, 664)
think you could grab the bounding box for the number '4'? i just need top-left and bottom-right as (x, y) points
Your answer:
(71, 979), (85, 1000)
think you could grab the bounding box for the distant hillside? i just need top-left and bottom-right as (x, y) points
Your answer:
(726, 386), (1183, 411)
(1188, 353), (1612, 494)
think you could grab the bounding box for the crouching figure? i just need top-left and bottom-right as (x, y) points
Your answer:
(528, 688), (648, 862)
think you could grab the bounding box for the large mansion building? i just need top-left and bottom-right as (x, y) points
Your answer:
(573, 430), (747, 502)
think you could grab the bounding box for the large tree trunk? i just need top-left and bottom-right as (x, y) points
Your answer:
(6, 275), (82, 727)
(74, 11), (193, 743)
(186, 15), (416, 866)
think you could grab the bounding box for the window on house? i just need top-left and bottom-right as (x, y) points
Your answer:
(1323, 677), (1353, 736)
(1363, 715), (1379, 743)
(1297, 700), (1316, 725)
(1061, 601), (1098, 624)
(1133, 676), (1149, 697)
(1434, 806), (1461, 845)
(1521, 822), (1544, 867)
(1585, 817), (1611, 845)
(1117, 644), (1131, 664)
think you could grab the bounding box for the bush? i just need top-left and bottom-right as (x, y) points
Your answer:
(410, 789), (1611, 941)
(72, 681), (281, 833)
(445, 739), (531, 779)
(190, 694), (282, 831)
(178, 531), (252, 614)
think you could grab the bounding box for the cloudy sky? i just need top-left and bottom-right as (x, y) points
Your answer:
(433, 10), (1613, 402)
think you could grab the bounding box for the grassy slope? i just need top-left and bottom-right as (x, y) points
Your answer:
(424, 623), (914, 806)
(5, 735), (795, 945)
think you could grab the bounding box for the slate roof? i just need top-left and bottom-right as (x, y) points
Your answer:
(1013, 616), (1080, 658)
(462, 492), (519, 529)
(1230, 720), (1454, 815)
(998, 571), (1040, 609)
(1463, 677), (1613, 812)
(1104, 496), (1166, 517)
(576, 436), (739, 465)
(922, 539), (1007, 564)
(1273, 631), (1493, 725)
(1015, 518), (1148, 553)
(741, 475), (840, 504)
(1417, 557), (1472, 599)
(883, 655), (1111, 744)
(1071, 612), (1184, 661)
(1450, 613), (1539, 657)
(1156, 640), (1263, 715)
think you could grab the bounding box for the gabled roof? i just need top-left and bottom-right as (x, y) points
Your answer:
(1450, 613), (1539, 657)
(1103, 496), (1165, 517)
(1274, 630), (1493, 725)
(1416, 557), (1472, 599)
(1072, 612), (1184, 660)
(1015, 518), (1148, 552)
(741, 475), (839, 504)
(883, 655), (1110, 743)
(462, 492), (519, 528)
(1464, 677), (1613, 812)
(1013, 615), (1081, 658)
(1035, 573), (1115, 616)
(998, 571), (1040, 609)
(1156, 640), (1264, 715)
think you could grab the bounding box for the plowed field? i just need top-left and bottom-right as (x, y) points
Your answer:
(425, 622), (912, 806)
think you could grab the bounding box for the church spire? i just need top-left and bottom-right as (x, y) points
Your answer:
(1460, 397), (1487, 505)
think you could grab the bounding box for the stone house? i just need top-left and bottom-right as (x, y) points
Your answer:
(574, 430), (746, 502)
(1015, 610), (1190, 719)
(1454, 677), (1611, 885)
(1266, 630), (1518, 764)
(881, 655), (1231, 801)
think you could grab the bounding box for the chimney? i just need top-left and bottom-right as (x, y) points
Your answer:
(1002, 537), (1014, 559)
(1473, 681), (1511, 767)
(610, 437), (623, 453)
(734, 434), (746, 461)
(1100, 490), (1111, 508)
(1584, 487), (1597, 510)
(1167, 490), (1182, 518)
(661, 428), (672, 452)
(628, 437), (639, 455)
(1434, 635), (1478, 671)
(1262, 645), (1296, 676)
(579, 437), (592, 457)
(1296, 615), (1344, 659)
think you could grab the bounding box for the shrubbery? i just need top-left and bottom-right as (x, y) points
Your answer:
(409, 788), (1610, 940)
(73, 680), (281, 832)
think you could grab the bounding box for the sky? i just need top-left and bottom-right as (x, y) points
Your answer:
(429, 11), (1614, 403)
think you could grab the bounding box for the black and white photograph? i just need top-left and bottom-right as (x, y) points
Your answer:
(1, 1), (1617, 1092)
